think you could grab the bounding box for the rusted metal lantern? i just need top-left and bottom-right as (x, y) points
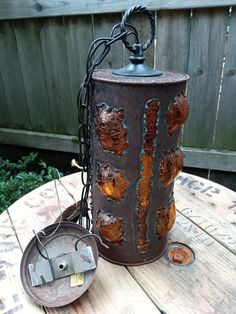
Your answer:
(79, 6), (189, 266)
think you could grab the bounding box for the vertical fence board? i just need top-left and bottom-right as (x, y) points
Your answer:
(0, 72), (12, 127)
(0, 22), (30, 129)
(40, 18), (75, 135)
(64, 15), (93, 132)
(214, 9), (236, 151)
(14, 19), (52, 132)
(155, 10), (191, 73)
(93, 13), (123, 69)
(182, 8), (228, 149)
(0, 6), (235, 177)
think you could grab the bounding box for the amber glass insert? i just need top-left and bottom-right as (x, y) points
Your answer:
(96, 104), (128, 156)
(97, 163), (129, 201)
(166, 93), (189, 135)
(96, 210), (124, 243)
(156, 201), (176, 239)
(160, 148), (183, 188)
(137, 99), (159, 253)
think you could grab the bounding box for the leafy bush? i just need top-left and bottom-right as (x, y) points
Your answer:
(0, 153), (62, 213)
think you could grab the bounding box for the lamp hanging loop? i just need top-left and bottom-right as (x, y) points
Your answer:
(120, 5), (155, 53)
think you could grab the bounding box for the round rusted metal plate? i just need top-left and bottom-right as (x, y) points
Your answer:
(20, 222), (98, 307)
(165, 242), (195, 266)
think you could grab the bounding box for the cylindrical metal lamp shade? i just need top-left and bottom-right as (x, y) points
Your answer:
(90, 69), (189, 265)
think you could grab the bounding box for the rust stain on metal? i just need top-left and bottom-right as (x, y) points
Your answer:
(96, 104), (128, 156)
(160, 148), (183, 188)
(166, 242), (195, 266)
(169, 247), (190, 264)
(156, 201), (176, 239)
(96, 163), (129, 201)
(166, 93), (189, 135)
(96, 210), (124, 243)
(137, 99), (159, 253)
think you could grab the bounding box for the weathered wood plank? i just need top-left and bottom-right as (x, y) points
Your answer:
(176, 172), (236, 224)
(0, 72), (12, 127)
(0, 212), (44, 313)
(214, 9), (236, 150)
(175, 173), (236, 253)
(46, 259), (160, 314)
(155, 10), (191, 72)
(14, 19), (53, 132)
(182, 8), (228, 149)
(64, 15), (93, 125)
(7, 173), (160, 314)
(0, 21), (30, 130)
(128, 172), (236, 312)
(0, 0), (235, 20)
(1, 127), (235, 171)
(39, 17), (76, 135)
(6, 172), (236, 313)
(0, 127), (79, 153)
(182, 147), (236, 172)
(93, 13), (123, 69)
(128, 212), (236, 314)
(8, 173), (83, 250)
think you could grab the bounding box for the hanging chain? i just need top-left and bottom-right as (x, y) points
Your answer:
(77, 5), (155, 230)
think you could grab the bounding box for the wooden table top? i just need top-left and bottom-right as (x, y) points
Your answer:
(0, 172), (235, 314)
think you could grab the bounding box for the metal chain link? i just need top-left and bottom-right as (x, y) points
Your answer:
(77, 6), (155, 230)
(120, 5), (155, 53)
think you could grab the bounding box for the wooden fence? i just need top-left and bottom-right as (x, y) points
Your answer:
(0, 0), (236, 172)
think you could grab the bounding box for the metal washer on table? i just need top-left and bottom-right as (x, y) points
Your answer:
(20, 222), (98, 307)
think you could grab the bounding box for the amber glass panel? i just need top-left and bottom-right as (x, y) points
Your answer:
(160, 148), (183, 188)
(96, 163), (129, 201)
(137, 99), (159, 253)
(96, 210), (124, 243)
(166, 93), (189, 135)
(96, 104), (128, 156)
(156, 201), (176, 239)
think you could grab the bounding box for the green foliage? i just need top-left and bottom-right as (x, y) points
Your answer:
(0, 153), (62, 213)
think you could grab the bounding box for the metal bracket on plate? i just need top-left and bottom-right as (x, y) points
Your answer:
(28, 246), (96, 287)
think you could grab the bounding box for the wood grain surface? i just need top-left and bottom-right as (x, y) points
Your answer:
(0, 212), (44, 314)
(182, 8), (228, 149)
(0, 0), (236, 20)
(214, 9), (236, 150)
(2, 172), (235, 314)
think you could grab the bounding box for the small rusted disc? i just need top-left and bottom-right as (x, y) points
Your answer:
(20, 222), (98, 307)
(165, 242), (195, 266)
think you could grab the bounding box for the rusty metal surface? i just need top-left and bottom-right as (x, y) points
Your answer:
(90, 69), (189, 265)
(20, 222), (98, 307)
(92, 69), (189, 85)
(165, 242), (195, 266)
